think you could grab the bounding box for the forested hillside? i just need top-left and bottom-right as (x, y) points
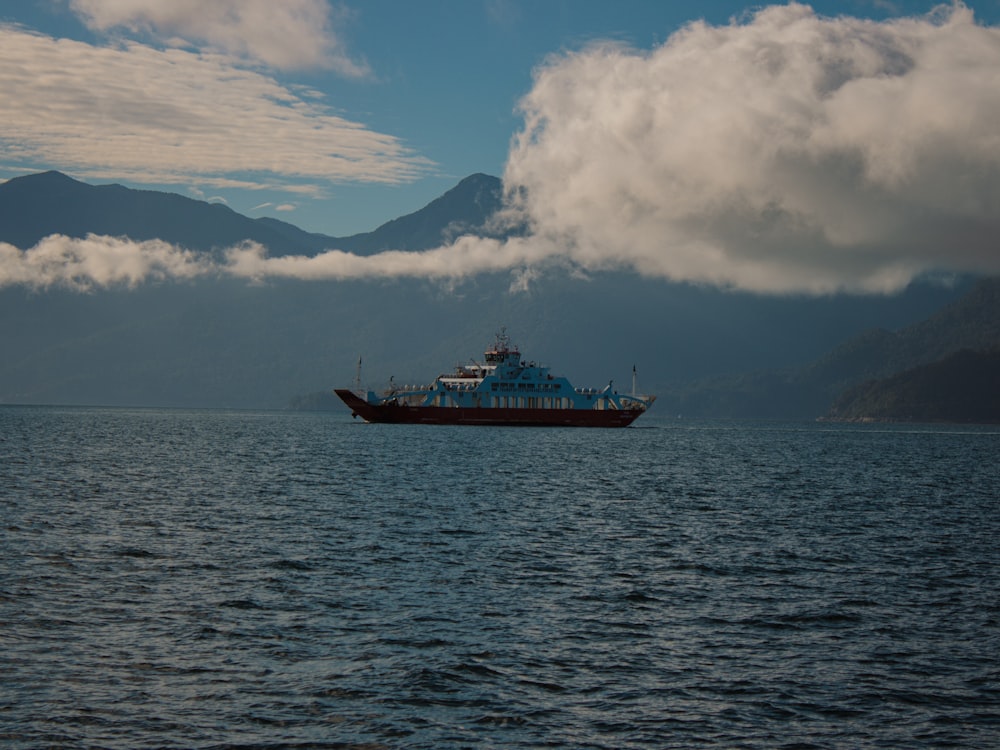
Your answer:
(825, 348), (1000, 422)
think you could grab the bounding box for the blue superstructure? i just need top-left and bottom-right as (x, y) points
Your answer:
(337, 329), (655, 427)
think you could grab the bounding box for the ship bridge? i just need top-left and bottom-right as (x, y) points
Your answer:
(483, 328), (520, 369)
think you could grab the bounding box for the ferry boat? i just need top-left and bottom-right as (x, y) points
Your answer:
(335, 330), (655, 427)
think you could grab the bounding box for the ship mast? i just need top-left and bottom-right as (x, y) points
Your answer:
(355, 356), (363, 394)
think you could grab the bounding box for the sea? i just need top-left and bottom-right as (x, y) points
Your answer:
(2, 405), (999, 749)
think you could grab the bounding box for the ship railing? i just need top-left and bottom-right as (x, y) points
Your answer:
(381, 390), (431, 407)
(382, 383), (432, 396)
(617, 393), (656, 410)
(441, 380), (482, 391)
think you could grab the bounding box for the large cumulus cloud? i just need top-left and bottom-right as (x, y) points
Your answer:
(503, 2), (1000, 293)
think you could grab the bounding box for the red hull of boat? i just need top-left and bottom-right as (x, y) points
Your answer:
(335, 389), (644, 427)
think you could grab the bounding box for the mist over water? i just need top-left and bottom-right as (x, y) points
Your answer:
(3, 406), (999, 748)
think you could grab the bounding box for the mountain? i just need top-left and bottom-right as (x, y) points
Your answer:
(332, 173), (510, 254)
(825, 348), (1000, 423)
(804, 276), (1000, 388)
(0, 170), (505, 256)
(0, 171), (981, 411)
(658, 277), (1000, 419)
(0, 171), (309, 255)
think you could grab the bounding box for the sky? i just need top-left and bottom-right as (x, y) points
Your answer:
(2, 0), (1000, 294)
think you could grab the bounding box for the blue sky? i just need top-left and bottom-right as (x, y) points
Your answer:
(1, 0), (996, 235)
(2, 1), (1000, 294)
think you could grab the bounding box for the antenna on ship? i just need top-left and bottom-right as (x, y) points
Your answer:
(632, 365), (637, 397)
(355, 356), (363, 395)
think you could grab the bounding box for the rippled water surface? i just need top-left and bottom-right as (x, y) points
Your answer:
(2, 406), (999, 748)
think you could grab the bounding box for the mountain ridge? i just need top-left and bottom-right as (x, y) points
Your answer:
(657, 277), (1000, 420)
(0, 170), (505, 256)
(0, 170), (988, 414)
(825, 348), (1000, 423)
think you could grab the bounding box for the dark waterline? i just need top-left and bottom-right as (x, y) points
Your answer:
(2, 406), (999, 748)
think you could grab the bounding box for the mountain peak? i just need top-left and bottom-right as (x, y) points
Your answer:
(2, 170), (81, 189)
(0, 170), (308, 253)
(330, 173), (506, 254)
(0, 170), (511, 256)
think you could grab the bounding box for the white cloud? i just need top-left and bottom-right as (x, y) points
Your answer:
(0, 233), (560, 292)
(5, 4), (1000, 296)
(0, 25), (429, 191)
(222, 236), (558, 282)
(503, 2), (1000, 293)
(0, 235), (212, 290)
(68, 0), (368, 75)
(250, 201), (296, 213)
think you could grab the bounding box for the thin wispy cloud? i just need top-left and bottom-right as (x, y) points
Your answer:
(68, 0), (369, 75)
(250, 201), (296, 213)
(222, 236), (552, 283)
(0, 23), (429, 193)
